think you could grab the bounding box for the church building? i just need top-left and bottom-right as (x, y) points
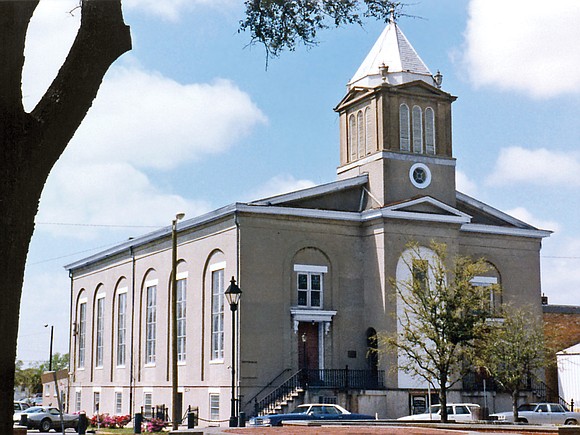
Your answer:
(65, 21), (550, 425)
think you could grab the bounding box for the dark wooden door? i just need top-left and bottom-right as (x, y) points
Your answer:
(298, 322), (319, 370)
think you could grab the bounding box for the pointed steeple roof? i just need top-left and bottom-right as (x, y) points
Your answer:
(348, 21), (437, 90)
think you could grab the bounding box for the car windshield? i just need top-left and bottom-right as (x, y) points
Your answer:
(25, 407), (44, 414)
(518, 404), (536, 412)
(289, 406), (309, 414)
(427, 405), (441, 414)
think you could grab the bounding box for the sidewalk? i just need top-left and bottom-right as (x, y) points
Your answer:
(170, 421), (566, 435)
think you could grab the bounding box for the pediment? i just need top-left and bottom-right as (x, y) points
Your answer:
(381, 196), (471, 223)
(334, 87), (375, 112)
(394, 80), (456, 99)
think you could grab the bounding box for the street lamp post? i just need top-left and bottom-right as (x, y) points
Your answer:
(171, 212), (185, 431)
(44, 324), (54, 371)
(224, 277), (242, 428)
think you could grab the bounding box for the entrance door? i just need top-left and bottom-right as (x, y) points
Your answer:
(298, 322), (319, 371)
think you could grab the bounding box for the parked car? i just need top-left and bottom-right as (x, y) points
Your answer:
(13, 401), (30, 424)
(398, 403), (480, 422)
(19, 406), (79, 432)
(249, 403), (375, 427)
(491, 403), (580, 425)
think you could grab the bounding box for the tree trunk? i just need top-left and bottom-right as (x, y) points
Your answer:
(439, 374), (448, 423)
(512, 389), (519, 423)
(0, 2), (131, 433)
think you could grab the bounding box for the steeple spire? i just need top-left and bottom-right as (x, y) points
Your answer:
(348, 21), (437, 90)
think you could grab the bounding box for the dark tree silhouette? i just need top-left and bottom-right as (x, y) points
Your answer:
(1, 2), (131, 432)
(2, 1), (401, 433)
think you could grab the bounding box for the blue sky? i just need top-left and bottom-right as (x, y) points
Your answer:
(17, 0), (580, 363)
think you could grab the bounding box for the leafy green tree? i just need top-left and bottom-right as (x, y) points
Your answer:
(478, 308), (550, 422)
(2, 1), (401, 432)
(15, 354), (69, 396)
(241, 0), (406, 60)
(382, 242), (492, 422)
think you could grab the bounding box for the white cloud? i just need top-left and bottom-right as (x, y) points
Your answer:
(23, 0), (80, 110)
(505, 207), (559, 233)
(541, 236), (580, 305)
(486, 147), (580, 186)
(67, 67), (266, 170)
(246, 174), (317, 202)
(24, 2), (267, 240)
(462, 0), (580, 98)
(37, 162), (212, 240)
(456, 170), (478, 196)
(18, 270), (71, 362)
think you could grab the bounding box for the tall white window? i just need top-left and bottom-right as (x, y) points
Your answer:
(96, 297), (105, 368)
(412, 105), (423, 153)
(211, 269), (225, 361)
(75, 390), (81, 413)
(93, 391), (100, 414)
(117, 292), (127, 367)
(115, 391), (123, 415)
(365, 107), (373, 155)
(399, 103), (410, 151)
(78, 302), (86, 368)
(357, 111), (365, 158)
(349, 114), (357, 161)
(425, 107), (435, 155)
(146, 285), (157, 364)
(209, 394), (220, 421)
(177, 278), (187, 362)
(294, 265), (327, 308)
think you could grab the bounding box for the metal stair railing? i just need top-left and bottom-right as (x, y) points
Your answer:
(254, 370), (304, 416)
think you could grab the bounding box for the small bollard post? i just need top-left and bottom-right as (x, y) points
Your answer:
(77, 411), (88, 434)
(134, 412), (143, 434)
(238, 411), (246, 427)
(187, 408), (196, 428)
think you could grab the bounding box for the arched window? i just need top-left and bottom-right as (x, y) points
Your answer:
(412, 105), (423, 153)
(365, 107), (373, 155)
(399, 104), (410, 151)
(357, 111), (365, 158)
(76, 291), (87, 369)
(425, 107), (435, 155)
(348, 114), (357, 162)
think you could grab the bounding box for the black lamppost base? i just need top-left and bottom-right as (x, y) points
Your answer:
(229, 416), (238, 427)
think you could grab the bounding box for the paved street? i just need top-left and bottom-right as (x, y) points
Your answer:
(182, 423), (559, 435)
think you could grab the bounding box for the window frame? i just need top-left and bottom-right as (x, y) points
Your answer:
(117, 290), (127, 367)
(399, 103), (411, 152)
(425, 107), (436, 155)
(210, 264), (226, 361)
(176, 274), (187, 363)
(78, 300), (87, 369)
(412, 105), (423, 153)
(95, 295), (105, 368)
(145, 282), (157, 365)
(294, 264), (327, 309)
(209, 393), (220, 421)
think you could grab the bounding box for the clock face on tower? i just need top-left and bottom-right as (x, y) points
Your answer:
(409, 163), (432, 189)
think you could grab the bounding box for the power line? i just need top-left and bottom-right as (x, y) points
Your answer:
(36, 221), (161, 228)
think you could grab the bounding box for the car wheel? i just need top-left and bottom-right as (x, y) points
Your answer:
(40, 418), (52, 432)
(565, 419), (578, 425)
(516, 418), (528, 424)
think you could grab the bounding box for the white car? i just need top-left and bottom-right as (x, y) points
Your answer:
(398, 403), (480, 422)
(491, 403), (580, 425)
(13, 401), (30, 424)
